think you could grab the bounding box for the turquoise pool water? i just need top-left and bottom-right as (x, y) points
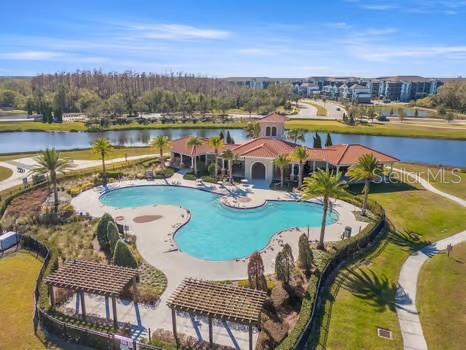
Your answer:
(100, 186), (338, 261)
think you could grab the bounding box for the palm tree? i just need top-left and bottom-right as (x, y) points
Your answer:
(274, 154), (290, 188)
(245, 122), (261, 138)
(92, 138), (113, 185)
(150, 136), (170, 169)
(348, 154), (382, 216)
(292, 146), (308, 187)
(31, 148), (71, 213)
(286, 128), (306, 144)
(208, 136), (224, 180)
(187, 137), (203, 175)
(303, 170), (346, 249)
(222, 149), (236, 183)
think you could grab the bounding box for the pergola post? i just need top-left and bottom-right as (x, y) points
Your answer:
(112, 296), (118, 329)
(80, 291), (86, 320)
(208, 316), (213, 346)
(132, 276), (138, 304)
(248, 324), (253, 350)
(48, 285), (55, 309)
(171, 308), (178, 343)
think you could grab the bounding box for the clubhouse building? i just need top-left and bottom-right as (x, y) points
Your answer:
(170, 113), (399, 185)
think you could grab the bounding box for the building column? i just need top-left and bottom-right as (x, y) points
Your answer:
(48, 285), (55, 309)
(112, 296), (118, 329)
(326, 162), (329, 171)
(171, 308), (178, 343)
(336, 165), (340, 174)
(208, 316), (213, 346)
(248, 324), (253, 350)
(312, 161), (316, 172)
(80, 291), (86, 320)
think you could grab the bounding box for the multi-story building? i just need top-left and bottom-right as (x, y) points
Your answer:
(350, 84), (371, 103)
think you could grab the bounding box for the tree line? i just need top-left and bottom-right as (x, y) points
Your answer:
(0, 71), (293, 122)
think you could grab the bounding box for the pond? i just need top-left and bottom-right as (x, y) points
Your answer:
(0, 129), (464, 167)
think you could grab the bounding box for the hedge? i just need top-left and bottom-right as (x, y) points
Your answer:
(276, 196), (385, 350)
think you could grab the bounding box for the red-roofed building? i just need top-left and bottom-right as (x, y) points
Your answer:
(170, 113), (398, 185)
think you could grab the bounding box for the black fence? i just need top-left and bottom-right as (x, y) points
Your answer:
(18, 234), (162, 350)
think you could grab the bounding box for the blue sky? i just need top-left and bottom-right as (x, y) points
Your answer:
(1, 0), (466, 77)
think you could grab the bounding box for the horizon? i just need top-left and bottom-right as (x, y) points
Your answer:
(1, 0), (466, 77)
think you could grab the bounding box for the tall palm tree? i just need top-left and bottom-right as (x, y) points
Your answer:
(208, 136), (224, 180)
(286, 128), (306, 144)
(303, 170), (346, 249)
(245, 122), (261, 138)
(348, 154), (382, 216)
(292, 146), (308, 187)
(274, 154), (290, 188)
(150, 136), (170, 169)
(92, 138), (113, 185)
(222, 149), (237, 184)
(187, 137), (203, 175)
(31, 148), (71, 213)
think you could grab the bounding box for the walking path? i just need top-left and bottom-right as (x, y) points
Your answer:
(394, 167), (466, 350)
(392, 167), (466, 207)
(0, 154), (153, 192)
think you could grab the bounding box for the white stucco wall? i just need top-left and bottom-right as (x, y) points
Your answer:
(244, 157), (274, 183)
(259, 123), (285, 138)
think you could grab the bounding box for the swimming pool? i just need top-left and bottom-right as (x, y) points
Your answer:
(100, 186), (338, 261)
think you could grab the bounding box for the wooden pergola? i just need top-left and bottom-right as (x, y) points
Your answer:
(167, 278), (267, 349)
(45, 259), (139, 328)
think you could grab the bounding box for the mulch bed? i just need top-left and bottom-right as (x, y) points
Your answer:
(4, 187), (49, 220)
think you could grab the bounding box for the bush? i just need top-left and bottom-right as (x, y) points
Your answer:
(112, 240), (138, 268)
(201, 176), (216, 184)
(183, 173), (196, 181)
(107, 221), (120, 255)
(67, 181), (94, 197)
(96, 213), (115, 253)
(155, 167), (174, 179)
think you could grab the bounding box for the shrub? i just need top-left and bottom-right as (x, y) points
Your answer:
(107, 221), (120, 255)
(298, 234), (313, 273)
(155, 167), (174, 179)
(96, 213), (115, 253)
(112, 240), (138, 268)
(183, 173), (196, 181)
(200, 176), (216, 184)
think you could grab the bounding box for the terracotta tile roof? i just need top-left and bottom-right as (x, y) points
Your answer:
(171, 136), (233, 156)
(258, 112), (288, 123)
(232, 137), (297, 158)
(316, 144), (399, 166)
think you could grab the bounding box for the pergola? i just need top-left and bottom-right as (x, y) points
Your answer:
(45, 259), (139, 328)
(167, 278), (267, 350)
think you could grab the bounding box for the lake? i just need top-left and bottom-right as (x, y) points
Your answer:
(0, 129), (464, 167)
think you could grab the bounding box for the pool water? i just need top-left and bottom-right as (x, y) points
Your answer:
(100, 186), (338, 261)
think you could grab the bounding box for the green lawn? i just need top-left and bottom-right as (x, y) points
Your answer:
(286, 119), (466, 140)
(398, 163), (466, 200)
(0, 109), (28, 116)
(0, 165), (13, 181)
(304, 100), (328, 116)
(61, 147), (155, 160)
(418, 242), (466, 350)
(320, 183), (466, 350)
(0, 252), (45, 349)
(0, 121), (87, 132)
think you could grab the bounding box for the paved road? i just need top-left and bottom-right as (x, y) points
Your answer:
(394, 168), (466, 350)
(291, 100), (345, 120)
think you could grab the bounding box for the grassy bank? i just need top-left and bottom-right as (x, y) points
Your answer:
(0, 165), (13, 181)
(0, 121), (87, 132)
(304, 101), (328, 116)
(0, 252), (45, 349)
(319, 182), (466, 349)
(417, 242), (466, 350)
(286, 119), (466, 140)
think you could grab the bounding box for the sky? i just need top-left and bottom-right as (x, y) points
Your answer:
(1, 0), (466, 78)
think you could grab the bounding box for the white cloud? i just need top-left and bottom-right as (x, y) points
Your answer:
(0, 51), (64, 60)
(323, 22), (352, 29)
(360, 4), (398, 10)
(237, 48), (272, 56)
(131, 24), (231, 40)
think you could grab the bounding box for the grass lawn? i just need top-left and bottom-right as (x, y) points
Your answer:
(417, 242), (466, 350)
(0, 109), (28, 116)
(0, 165), (13, 181)
(319, 182), (466, 350)
(398, 163), (466, 200)
(304, 100), (328, 116)
(285, 119), (466, 140)
(61, 146), (155, 161)
(0, 252), (45, 349)
(0, 121), (87, 132)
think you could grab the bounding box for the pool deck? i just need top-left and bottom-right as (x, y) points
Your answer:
(70, 173), (367, 348)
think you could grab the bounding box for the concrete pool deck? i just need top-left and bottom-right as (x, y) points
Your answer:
(70, 173), (367, 348)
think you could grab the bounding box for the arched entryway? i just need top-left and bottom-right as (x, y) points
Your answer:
(251, 162), (266, 179)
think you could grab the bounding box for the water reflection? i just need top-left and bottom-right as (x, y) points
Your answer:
(0, 128), (464, 167)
